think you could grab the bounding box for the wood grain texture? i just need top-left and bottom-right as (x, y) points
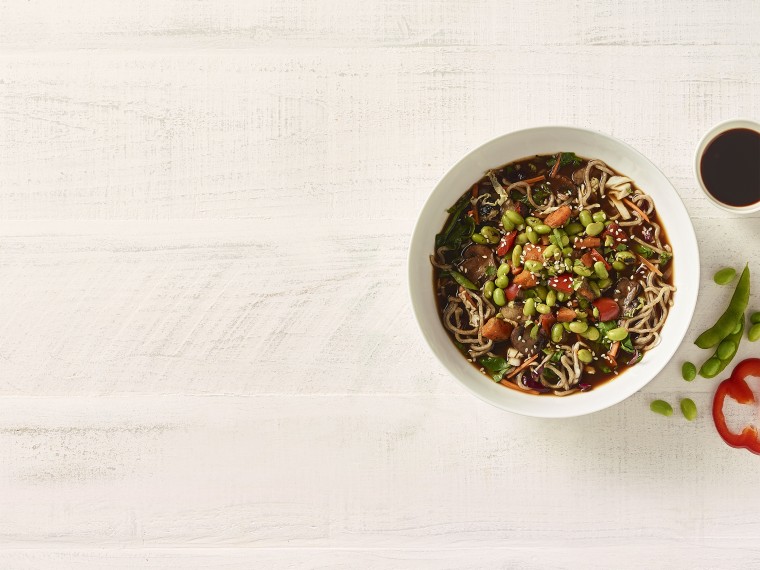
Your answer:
(0, 0), (759, 567)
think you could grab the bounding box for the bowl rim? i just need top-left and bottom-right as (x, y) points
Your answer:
(407, 125), (700, 418)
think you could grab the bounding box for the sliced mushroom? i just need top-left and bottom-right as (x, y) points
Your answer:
(510, 323), (547, 357)
(612, 277), (642, 316)
(458, 244), (495, 284)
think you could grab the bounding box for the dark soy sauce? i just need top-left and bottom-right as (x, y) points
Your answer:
(700, 128), (760, 207)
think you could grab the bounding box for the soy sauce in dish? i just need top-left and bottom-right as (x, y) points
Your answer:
(700, 128), (760, 207)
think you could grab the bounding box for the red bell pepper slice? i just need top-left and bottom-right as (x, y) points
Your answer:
(496, 231), (517, 257)
(547, 273), (573, 294)
(602, 222), (627, 243)
(592, 297), (620, 321)
(590, 248), (611, 270)
(712, 358), (760, 455)
(539, 313), (556, 334)
(504, 283), (521, 302)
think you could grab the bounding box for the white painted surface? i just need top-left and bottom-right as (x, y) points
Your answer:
(0, 1), (759, 567)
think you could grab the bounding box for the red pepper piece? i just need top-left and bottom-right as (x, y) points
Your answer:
(712, 358), (760, 455)
(590, 248), (611, 270)
(547, 273), (573, 294)
(504, 283), (521, 302)
(592, 297), (620, 321)
(496, 231), (517, 257)
(539, 313), (556, 334)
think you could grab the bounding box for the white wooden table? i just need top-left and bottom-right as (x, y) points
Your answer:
(1, 1), (759, 568)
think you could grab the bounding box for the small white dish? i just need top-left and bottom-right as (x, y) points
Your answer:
(408, 126), (700, 418)
(694, 118), (760, 214)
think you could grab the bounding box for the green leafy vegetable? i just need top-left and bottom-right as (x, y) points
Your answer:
(546, 152), (582, 168)
(634, 244), (655, 258)
(485, 266), (497, 278)
(435, 195), (474, 248)
(658, 252), (672, 266)
(619, 336), (635, 353)
(479, 356), (512, 382)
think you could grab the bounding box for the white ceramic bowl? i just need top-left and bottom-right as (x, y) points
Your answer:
(408, 126), (699, 418)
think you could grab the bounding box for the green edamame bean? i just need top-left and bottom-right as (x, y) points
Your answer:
(579, 210), (593, 227)
(481, 226), (500, 244)
(568, 321), (588, 334)
(615, 251), (636, 264)
(516, 232), (529, 245)
(604, 235), (614, 247)
(713, 267), (736, 285)
(681, 361), (696, 382)
(525, 260), (543, 273)
(589, 281), (601, 298)
(512, 245), (523, 268)
(612, 260), (626, 272)
(564, 257), (573, 271)
(543, 244), (559, 259)
(577, 349), (593, 364)
(696, 264), (750, 349)
(582, 327), (601, 341)
(533, 224), (552, 235)
(492, 288), (506, 307)
(495, 274), (510, 289)
(505, 210), (524, 226)
(497, 263), (511, 278)
(483, 281), (495, 300)
(574, 311), (587, 319)
(699, 357), (722, 379)
(471, 233), (487, 244)
(592, 306), (600, 319)
(551, 323), (564, 343)
(557, 291), (567, 302)
(536, 303), (551, 315)
(650, 400), (673, 417)
(523, 298), (536, 316)
(501, 214), (516, 231)
(573, 265), (593, 277)
(546, 290), (557, 307)
(606, 327), (628, 342)
(717, 339), (736, 360)
(680, 398), (697, 421)
(526, 216), (542, 227)
(751, 312), (760, 325)
(733, 320), (742, 334)
(534, 285), (548, 301)
(565, 222), (584, 235)
(594, 261), (609, 279)
(592, 211), (607, 223)
(597, 277), (611, 289)
(562, 246), (573, 255)
(585, 222), (605, 236)
(749, 323), (760, 342)
(526, 228), (539, 244)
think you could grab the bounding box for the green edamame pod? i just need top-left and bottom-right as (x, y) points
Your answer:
(699, 314), (745, 378)
(695, 264), (750, 349)
(450, 270), (478, 290)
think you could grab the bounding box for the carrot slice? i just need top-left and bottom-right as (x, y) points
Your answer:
(522, 175), (546, 185)
(506, 353), (539, 378)
(500, 378), (539, 395)
(609, 341), (620, 358)
(636, 253), (663, 277)
(471, 184), (479, 224)
(622, 198), (650, 223)
(550, 153), (562, 178)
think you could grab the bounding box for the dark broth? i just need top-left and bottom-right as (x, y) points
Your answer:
(433, 154), (674, 394)
(700, 128), (760, 207)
